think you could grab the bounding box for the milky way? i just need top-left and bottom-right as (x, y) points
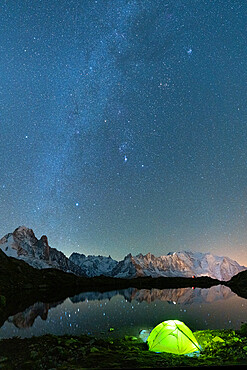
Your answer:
(1, 0), (247, 264)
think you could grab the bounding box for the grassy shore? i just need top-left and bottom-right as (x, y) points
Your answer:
(0, 327), (247, 369)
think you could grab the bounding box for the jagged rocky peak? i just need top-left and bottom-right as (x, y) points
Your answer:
(144, 252), (155, 260)
(0, 226), (49, 260)
(69, 251), (118, 277)
(35, 235), (50, 261)
(0, 226), (86, 276)
(167, 251), (175, 256)
(136, 253), (144, 258)
(70, 252), (86, 260)
(13, 226), (37, 243)
(12, 225), (28, 233)
(40, 235), (49, 245)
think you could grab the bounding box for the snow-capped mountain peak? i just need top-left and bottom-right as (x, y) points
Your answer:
(0, 226), (85, 275)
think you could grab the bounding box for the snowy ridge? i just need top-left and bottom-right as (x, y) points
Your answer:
(110, 250), (246, 281)
(69, 252), (118, 277)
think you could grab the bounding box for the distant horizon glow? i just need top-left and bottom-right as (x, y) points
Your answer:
(1, 1), (247, 267)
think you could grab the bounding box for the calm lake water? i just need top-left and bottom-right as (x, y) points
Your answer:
(1, 285), (247, 339)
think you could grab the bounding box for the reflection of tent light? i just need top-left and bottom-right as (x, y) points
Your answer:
(147, 320), (200, 355)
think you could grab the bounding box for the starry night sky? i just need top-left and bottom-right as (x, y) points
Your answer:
(1, 0), (247, 265)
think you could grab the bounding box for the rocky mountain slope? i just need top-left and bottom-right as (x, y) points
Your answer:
(226, 269), (247, 299)
(110, 251), (246, 281)
(69, 252), (118, 277)
(0, 226), (85, 276)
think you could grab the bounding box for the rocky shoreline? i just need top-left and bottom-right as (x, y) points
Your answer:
(1, 328), (247, 369)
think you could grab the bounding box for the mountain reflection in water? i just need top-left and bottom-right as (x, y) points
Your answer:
(1, 285), (247, 338)
(7, 301), (64, 329)
(70, 285), (234, 305)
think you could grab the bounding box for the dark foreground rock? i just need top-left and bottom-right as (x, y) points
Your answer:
(226, 269), (247, 299)
(0, 329), (247, 369)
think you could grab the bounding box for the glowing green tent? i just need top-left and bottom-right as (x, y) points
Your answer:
(147, 320), (200, 355)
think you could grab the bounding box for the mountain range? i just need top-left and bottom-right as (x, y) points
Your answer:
(0, 226), (246, 281)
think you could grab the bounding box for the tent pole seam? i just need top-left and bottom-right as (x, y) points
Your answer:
(175, 323), (200, 351)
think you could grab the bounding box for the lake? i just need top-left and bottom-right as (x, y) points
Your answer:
(0, 285), (247, 340)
